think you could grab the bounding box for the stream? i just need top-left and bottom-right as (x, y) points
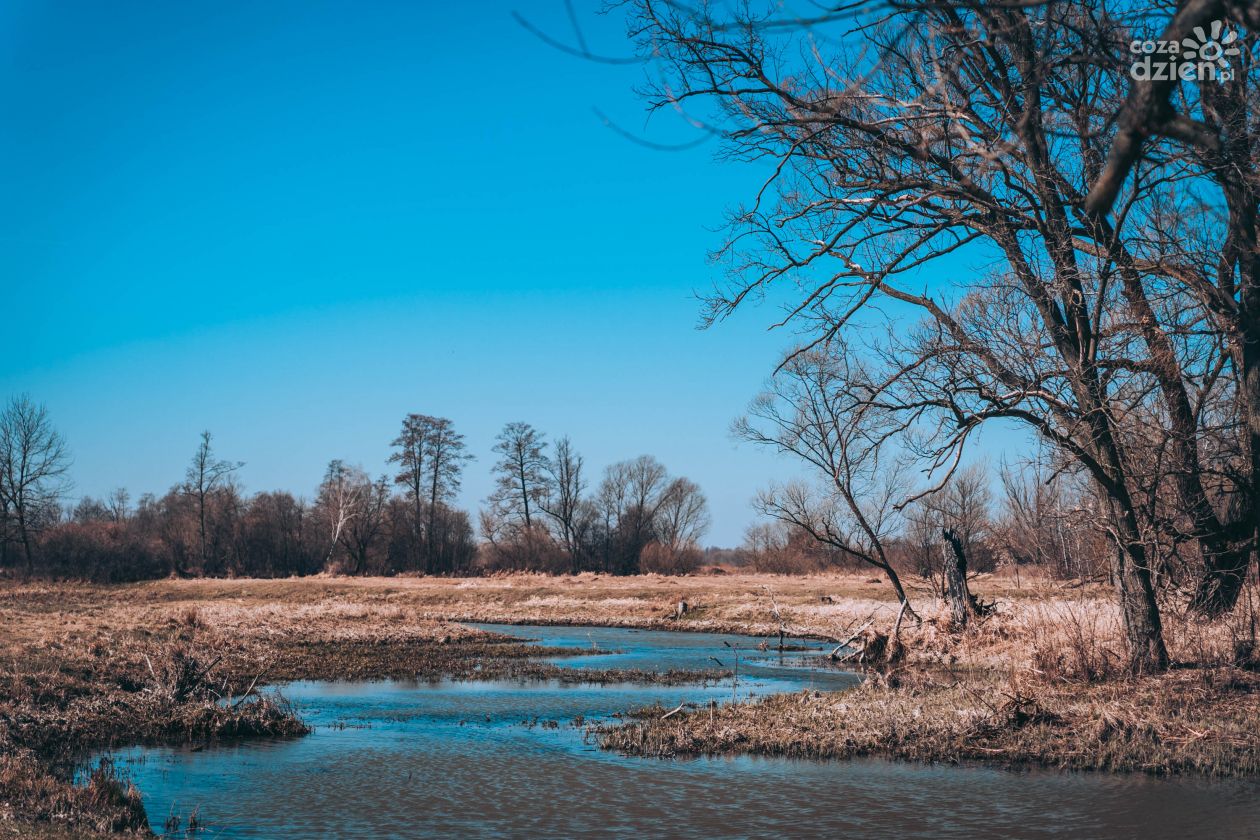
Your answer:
(98, 624), (1260, 838)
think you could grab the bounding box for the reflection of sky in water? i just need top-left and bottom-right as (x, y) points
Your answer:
(101, 625), (1260, 839)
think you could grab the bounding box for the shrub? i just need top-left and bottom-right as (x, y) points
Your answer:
(639, 542), (700, 575)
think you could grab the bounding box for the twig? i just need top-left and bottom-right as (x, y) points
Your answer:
(230, 669), (268, 709)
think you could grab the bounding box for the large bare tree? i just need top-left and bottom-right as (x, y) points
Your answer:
(615, 0), (1260, 670)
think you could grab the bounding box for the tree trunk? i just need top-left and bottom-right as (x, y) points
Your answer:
(1190, 541), (1253, 617)
(412, 483), (424, 575)
(17, 505), (33, 576)
(1193, 323), (1260, 616)
(1108, 500), (1169, 674)
(878, 561), (916, 622)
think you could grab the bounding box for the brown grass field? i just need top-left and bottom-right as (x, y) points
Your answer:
(2, 571), (1260, 836)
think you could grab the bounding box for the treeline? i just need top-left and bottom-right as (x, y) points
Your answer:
(0, 398), (710, 581)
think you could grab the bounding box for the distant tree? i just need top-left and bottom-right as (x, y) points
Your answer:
(430, 503), (477, 575)
(315, 460), (367, 570)
(538, 437), (591, 573)
(596, 455), (671, 575)
(995, 453), (1104, 582)
(925, 464), (994, 573)
(656, 478), (709, 549)
(642, 477), (710, 574)
(389, 414), (472, 574)
(487, 422), (549, 534)
(741, 521), (832, 574)
(340, 476), (390, 575)
(72, 497), (112, 524)
(0, 396), (70, 573)
(384, 496), (420, 573)
(106, 488), (130, 523)
(242, 491), (312, 577)
(422, 419), (472, 574)
(182, 431), (241, 576)
(390, 414), (433, 565)
(210, 479), (247, 576)
(903, 500), (942, 585)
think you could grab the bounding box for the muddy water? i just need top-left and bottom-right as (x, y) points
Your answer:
(103, 625), (1260, 839)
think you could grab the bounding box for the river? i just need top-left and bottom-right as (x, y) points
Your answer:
(99, 624), (1260, 838)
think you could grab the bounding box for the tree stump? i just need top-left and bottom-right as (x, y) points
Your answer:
(943, 528), (977, 629)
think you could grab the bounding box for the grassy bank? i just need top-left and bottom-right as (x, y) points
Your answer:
(596, 667), (1260, 776)
(2, 572), (1258, 836)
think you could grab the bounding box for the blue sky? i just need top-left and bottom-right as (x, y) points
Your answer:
(1, 1), (1010, 544)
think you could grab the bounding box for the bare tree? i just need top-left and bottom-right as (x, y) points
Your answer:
(389, 414), (472, 574)
(643, 476), (711, 574)
(106, 487), (130, 523)
(655, 477), (710, 554)
(742, 521), (833, 574)
(242, 490), (314, 577)
(903, 499), (944, 589)
(538, 436), (591, 573)
(486, 422), (549, 535)
(182, 431), (241, 576)
(737, 350), (917, 614)
(995, 451), (1101, 581)
(315, 460), (366, 570)
(596, 455), (672, 574)
(340, 475), (390, 575)
(422, 418), (472, 574)
(926, 464), (993, 573)
(626, 0), (1205, 670)
(0, 396), (70, 573)
(389, 414), (433, 568)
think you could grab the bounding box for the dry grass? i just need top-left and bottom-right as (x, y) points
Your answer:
(596, 665), (1260, 775)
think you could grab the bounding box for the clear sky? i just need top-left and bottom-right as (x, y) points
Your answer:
(1, 1), (1008, 544)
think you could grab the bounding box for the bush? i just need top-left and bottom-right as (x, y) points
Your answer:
(37, 521), (169, 582)
(639, 542), (700, 575)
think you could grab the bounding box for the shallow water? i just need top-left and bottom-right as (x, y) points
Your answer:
(101, 624), (1260, 839)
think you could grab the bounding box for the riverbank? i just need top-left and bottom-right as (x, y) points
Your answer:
(2, 572), (1258, 836)
(597, 666), (1260, 775)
